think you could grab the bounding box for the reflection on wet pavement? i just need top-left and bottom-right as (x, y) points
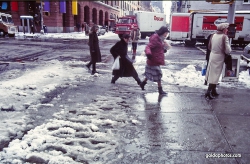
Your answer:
(121, 92), (238, 163)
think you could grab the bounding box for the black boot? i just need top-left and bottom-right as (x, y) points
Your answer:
(205, 84), (215, 100)
(211, 84), (219, 96)
(91, 63), (98, 75)
(134, 76), (142, 85)
(140, 81), (147, 90)
(91, 71), (99, 75)
(85, 63), (91, 70)
(158, 87), (167, 95)
(111, 78), (115, 84)
(111, 76), (119, 84)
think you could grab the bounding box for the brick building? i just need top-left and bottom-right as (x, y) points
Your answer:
(0, 1), (151, 33)
(8, 1), (120, 33)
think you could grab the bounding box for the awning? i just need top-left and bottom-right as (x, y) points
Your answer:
(20, 15), (33, 19)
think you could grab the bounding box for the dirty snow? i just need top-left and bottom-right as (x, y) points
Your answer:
(0, 32), (250, 163)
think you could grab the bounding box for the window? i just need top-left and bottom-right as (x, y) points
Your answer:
(118, 18), (128, 24)
(1, 15), (7, 23)
(0, 1), (11, 12)
(243, 0), (250, 3)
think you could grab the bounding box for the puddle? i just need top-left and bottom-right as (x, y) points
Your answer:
(134, 92), (211, 113)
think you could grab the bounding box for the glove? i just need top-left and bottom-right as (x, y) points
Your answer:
(146, 54), (152, 60)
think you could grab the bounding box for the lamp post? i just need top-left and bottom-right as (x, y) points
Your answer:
(227, 1), (236, 45)
(40, 0), (44, 33)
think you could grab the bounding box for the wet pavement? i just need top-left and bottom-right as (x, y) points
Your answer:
(1, 36), (250, 163)
(39, 70), (249, 163)
(97, 79), (250, 163)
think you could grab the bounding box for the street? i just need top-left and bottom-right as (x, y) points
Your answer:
(0, 33), (250, 164)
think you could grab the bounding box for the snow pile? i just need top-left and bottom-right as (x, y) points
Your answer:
(0, 93), (138, 163)
(238, 69), (250, 88)
(0, 60), (85, 111)
(16, 31), (117, 40)
(162, 65), (205, 88)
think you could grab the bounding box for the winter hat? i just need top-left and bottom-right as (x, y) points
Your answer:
(156, 26), (169, 36)
(217, 23), (229, 31)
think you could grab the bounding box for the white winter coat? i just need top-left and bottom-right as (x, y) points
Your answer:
(205, 32), (231, 84)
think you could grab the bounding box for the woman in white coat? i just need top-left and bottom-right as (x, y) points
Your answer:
(205, 23), (231, 99)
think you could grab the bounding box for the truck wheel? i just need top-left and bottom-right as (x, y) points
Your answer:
(0, 30), (6, 37)
(185, 39), (196, 47)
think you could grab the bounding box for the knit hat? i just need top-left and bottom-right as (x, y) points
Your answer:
(217, 23), (229, 31)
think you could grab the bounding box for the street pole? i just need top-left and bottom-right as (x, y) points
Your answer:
(40, 0), (44, 33)
(227, 1), (236, 45)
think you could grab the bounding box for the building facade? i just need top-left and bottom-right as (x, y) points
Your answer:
(1, 1), (148, 33)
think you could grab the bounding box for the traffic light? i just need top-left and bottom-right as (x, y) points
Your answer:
(227, 24), (236, 38)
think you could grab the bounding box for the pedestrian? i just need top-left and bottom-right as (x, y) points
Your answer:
(105, 25), (108, 32)
(205, 23), (231, 99)
(86, 25), (102, 75)
(85, 23), (89, 36)
(204, 33), (213, 85)
(130, 25), (140, 61)
(110, 33), (143, 88)
(76, 22), (80, 32)
(30, 20), (35, 34)
(141, 26), (171, 95)
(81, 23), (84, 32)
(43, 25), (47, 34)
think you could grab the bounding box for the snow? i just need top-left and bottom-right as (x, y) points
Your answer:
(1, 32), (250, 163)
(16, 31), (116, 40)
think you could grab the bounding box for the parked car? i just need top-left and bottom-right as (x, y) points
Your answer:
(97, 25), (106, 36)
(241, 43), (250, 63)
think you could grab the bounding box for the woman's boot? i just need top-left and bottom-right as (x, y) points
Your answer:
(85, 62), (91, 70)
(205, 84), (215, 99)
(158, 87), (167, 95)
(135, 78), (141, 86)
(91, 63), (99, 75)
(140, 80), (147, 90)
(211, 84), (219, 96)
(111, 76), (119, 84)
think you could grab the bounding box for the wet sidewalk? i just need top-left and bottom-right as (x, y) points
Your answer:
(106, 80), (250, 164)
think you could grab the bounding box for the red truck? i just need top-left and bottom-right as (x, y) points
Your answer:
(115, 11), (166, 39)
(169, 11), (250, 46)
